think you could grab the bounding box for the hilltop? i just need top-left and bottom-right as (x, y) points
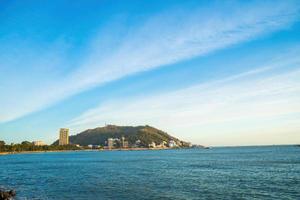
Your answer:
(53, 125), (190, 148)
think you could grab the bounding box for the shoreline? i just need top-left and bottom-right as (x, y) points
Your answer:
(0, 147), (176, 156)
(0, 150), (82, 156)
(1, 145), (298, 156)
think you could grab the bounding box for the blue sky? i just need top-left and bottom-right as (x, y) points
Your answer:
(0, 0), (300, 146)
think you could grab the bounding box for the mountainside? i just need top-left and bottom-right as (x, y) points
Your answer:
(54, 125), (189, 147)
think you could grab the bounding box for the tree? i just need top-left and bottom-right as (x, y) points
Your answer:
(0, 141), (5, 146)
(21, 141), (32, 145)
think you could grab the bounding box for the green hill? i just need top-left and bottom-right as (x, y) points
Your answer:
(53, 125), (189, 147)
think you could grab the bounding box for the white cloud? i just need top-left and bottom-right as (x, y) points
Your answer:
(66, 0), (300, 90)
(1, 0), (300, 122)
(67, 55), (300, 145)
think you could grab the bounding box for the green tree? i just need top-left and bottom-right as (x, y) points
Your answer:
(21, 141), (32, 145)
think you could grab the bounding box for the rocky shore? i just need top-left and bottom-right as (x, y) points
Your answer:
(0, 189), (16, 200)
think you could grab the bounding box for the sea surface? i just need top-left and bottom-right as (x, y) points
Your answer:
(0, 146), (299, 200)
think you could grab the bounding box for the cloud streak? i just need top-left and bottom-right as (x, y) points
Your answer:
(1, 0), (300, 122)
(66, 0), (300, 90)
(67, 52), (300, 145)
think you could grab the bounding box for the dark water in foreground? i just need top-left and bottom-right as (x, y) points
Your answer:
(0, 146), (300, 200)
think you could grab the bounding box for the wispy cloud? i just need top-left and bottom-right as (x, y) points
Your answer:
(1, 0), (300, 122)
(67, 52), (300, 145)
(66, 0), (300, 90)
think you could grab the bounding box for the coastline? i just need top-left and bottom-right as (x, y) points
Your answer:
(0, 147), (176, 156)
(1, 145), (297, 156)
(0, 150), (80, 156)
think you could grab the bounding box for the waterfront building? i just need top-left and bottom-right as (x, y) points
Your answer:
(135, 140), (141, 147)
(156, 141), (167, 148)
(32, 141), (46, 146)
(169, 140), (176, 148)
(121, 136), (129, 148)
(59, 128), (69, 145)
(87, 144), (100, 149)
(108, 138), (114, 149)
(123, 141), (128, 148)
(149, 142), (156, 148)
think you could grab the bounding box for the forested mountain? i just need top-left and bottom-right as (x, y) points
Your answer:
(53, 125), (189, 147)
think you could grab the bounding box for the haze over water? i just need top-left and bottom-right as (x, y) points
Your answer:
(1, 146), (299, 200)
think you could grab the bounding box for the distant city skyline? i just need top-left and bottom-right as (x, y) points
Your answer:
(0, 0), (300, 146)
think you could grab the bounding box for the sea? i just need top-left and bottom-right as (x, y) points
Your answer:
(0, 146), (299, 200)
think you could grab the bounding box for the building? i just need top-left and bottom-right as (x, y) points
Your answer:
(156, 141), (167, 148)
(131, 140), (141, 148)
(32, 141), (46, 146)
(59, 128), (69, 145)
(123, 141), (129, 148)
(88, 144), (100, 149)
(135, 140), (141, 147)
(121, 136), (129, 148)
(149, 142), (156, 148)
(169, 140), (177, 148)
(107, 138), (114, 149)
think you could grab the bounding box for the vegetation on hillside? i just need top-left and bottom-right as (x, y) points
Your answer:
(53, 125), (190, 147)
(0, 125), (190, 153)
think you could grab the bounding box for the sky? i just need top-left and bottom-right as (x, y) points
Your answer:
(0, 0), (300, 146)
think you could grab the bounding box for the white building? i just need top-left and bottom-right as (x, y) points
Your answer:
(169, 140), (177, 148)
(107, 138), (114, 149)
(149, 142), (156, 148)
(32, 141), (46, 146)
(121, 137), (129, 148)
(156, 141), (167, 148)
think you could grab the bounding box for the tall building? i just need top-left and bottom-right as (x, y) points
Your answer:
(59, 128), (69, 145)
(121, 136), (128, 148)
(107, 138), (114, 149)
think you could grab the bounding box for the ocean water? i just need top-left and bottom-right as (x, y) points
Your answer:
(0, 146), (299, 200)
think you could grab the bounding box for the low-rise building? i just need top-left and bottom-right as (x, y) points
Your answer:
(131, 140), (141, 148)
(32, 141), (46, 146)
(169, 140), (177, 148)
(135, 140), (141, 147)
(149, 142), (156, 148)
(156, 141), (167, 148)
